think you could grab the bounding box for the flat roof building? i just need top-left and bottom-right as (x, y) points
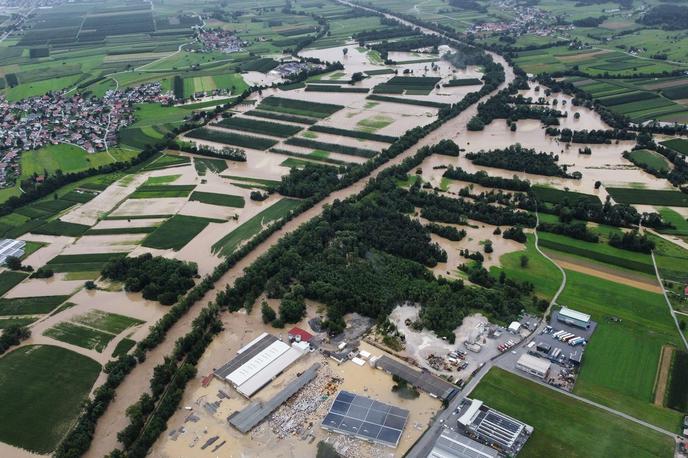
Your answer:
(516, 353), (551, 379)
(374, 355), (457, 401)
(0, 239), (25, 266)
(428, 430), (499, 458)
(458, 398), (532, 456)
(557, 307), (591, 329)
(229, 363), (320, 433)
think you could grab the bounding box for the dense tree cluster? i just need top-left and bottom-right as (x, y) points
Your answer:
(470, 82), (565, 129)
(426, 223), (467, 241)
(545, 127), (636, 143)
(609, 229), (655, 253)
(443, 166), (531, 191)
(216, 164), (538, 341)
(503, 226), (527, 243)
(639, 5), (688, 30)
(538, 222), (599, 242)
(274, 163), (342, 198)
(572, 16), (607, 27)
(0, 324), (30, 355)
(545, 195), (667, 229)
(465, 145), (579, 178)
(407, 187), (537, 227)
(448, 0), (487, 12)
(101, 253), (197, 305)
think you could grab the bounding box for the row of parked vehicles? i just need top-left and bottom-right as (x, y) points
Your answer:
(498, 340), (516, 352)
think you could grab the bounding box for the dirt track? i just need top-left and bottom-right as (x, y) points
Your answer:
(543, 250), (663, 293)
(653, 345), (674, 406)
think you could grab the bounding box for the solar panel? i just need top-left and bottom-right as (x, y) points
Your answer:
(484, 411), (521, 434)
(320, 391), (409, 447)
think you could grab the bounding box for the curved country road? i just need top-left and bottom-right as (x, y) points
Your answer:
(83, 12), (516, 458)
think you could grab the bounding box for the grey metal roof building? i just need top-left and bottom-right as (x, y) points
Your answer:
(321, 391), (409, 448)
(428, 430), (498, 458)
(459, 399), (532, 456)
(0, 239), (25, 266)
(214, 333), (279, 379)
(228, 363), (320, 433)
(374, 355), (457, 401)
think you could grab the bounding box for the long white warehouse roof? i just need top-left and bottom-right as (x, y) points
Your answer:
(226, 340), (291, 387)
(559, 307), (590, 323)
(237, 346), (304, 397)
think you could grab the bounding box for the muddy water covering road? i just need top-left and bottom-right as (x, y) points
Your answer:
(83, 20), (517, 458)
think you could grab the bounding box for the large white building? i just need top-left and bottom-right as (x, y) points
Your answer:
(516, 353), (551, 379)
(213, 333), (308, 398)
(557, 307), (591, 329)
(0, 239), (25, 265)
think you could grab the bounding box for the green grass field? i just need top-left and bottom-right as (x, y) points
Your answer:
(43, 322), (115, 352)
(559, 270), (684, 431)
(112, 338), (136, 357)
(20, 144), (138, 178)
(661, 138), (688, 155)
(606, 187), (688, 207)
(0, 271), (28, 296)
(71, 309), (144, 334)
(189, 191), (245, 208)
(0, 345), (101, 453)
(538, 231), (655, 275)
(46, 252), (127, 273)
(130, 184), (195, 199)
(143, 214), (223, 250)
(0, 317), (36, 329)
(657, 208), (688, 236)
(490, 234), (562, 301)
(194, 158), (227, 175)
(211, 198), (301, 256)
(0, 295), (69, 316)
(470, 368), (674, 458)
(627, 149), (672, 173)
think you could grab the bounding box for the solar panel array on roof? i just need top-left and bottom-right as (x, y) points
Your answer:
(470, 408), (525, 450)
(321, 391), (409, 448)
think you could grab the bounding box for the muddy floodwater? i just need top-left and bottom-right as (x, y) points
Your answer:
(150, 300), (440, 458)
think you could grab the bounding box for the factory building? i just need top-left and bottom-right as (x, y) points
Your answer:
(557, 307), (591, 329)
(428, 430), (498, 458)
(213, 333), (308, 398)
(516, 353), (551, 379)
(0, 239), (25, 265)
(458, 399), (532, 456)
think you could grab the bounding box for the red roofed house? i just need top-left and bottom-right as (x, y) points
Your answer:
(288, 327), (313, 343)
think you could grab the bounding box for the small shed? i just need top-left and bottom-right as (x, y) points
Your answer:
(508, 321), (521, 333)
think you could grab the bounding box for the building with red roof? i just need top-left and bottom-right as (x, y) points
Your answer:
(288, 327), (313, 343)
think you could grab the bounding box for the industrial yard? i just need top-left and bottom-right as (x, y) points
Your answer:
(151, 307), (442, 458)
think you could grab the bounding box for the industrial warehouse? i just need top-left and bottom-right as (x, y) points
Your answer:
(213, 332), (310, 397)
(429, 430), (499, 458)
(228, 363), (321, 433)
(372, 355), (458, 401)
(0, 238), (24, 265)
(456, 398), (533, 456)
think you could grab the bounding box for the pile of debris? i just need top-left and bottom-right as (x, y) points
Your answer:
(266, 363), (342, 440)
